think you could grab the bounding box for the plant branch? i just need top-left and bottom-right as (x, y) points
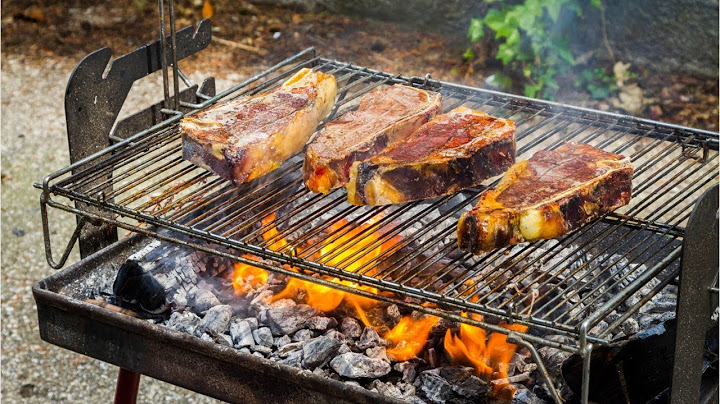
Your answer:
(600, 0), (615, 62)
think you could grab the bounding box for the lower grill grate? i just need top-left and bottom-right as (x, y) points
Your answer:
(38, 48), (719, 351)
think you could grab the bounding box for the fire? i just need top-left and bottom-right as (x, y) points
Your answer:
(443, 315), (528, 397)
(232, 255), (269, 295)
(385, 314), (441, 361)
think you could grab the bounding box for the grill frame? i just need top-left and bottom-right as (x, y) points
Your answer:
(38, 47), (719, 354)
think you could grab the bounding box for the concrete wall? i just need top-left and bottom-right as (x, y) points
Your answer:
(252, 0), (719, 78)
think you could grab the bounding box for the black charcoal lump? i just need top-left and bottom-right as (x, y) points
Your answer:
(302, 336), (342, 369)
(188, 288), (221, 314)
(340, 318), (363, 339)
(329, 353), (391, 378)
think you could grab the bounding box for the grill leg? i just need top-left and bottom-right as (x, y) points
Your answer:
(670, 184), (719, 403)
(114, 368), (141, 404)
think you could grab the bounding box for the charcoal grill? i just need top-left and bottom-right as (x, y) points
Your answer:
(33, 4), (719, 404)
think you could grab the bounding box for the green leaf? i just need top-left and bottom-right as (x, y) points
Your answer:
(484, 8), (508, 31)
(591, 0), (602, 9)
(524, 82), (543, 98)
(488, 73), (513, 90)
(467, 18), (484, 43)
(462, 47), (475, 60)
(496, 43), (516, 65)
(544, 0), (564, 22)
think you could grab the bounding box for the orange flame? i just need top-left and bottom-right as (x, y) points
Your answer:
(443, 315), (528, 397)
(385, 314), (441, 361)
(232, 256), (269, 295)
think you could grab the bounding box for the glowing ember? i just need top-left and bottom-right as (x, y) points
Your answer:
(232, 255), (269, 295)
(385, 314), (441, 361)
(443, 315), (528, 397)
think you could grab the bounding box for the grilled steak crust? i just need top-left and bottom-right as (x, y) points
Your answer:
(458, 143), (633, 253)
(181, 68), (337, 186)
(346, 107), (516, 205)
(303, 85), (442, 193)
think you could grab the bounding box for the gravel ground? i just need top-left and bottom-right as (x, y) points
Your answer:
(1, 54), (229, 403)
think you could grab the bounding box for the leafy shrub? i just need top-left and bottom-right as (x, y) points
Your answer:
(466, 0), (614, 100)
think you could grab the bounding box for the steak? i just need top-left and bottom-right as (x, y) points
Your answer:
(181, 68), (337, 186)
(303, 85), (442, 193)
(346, 107), (516, 205)
(458, 143), (633, 253)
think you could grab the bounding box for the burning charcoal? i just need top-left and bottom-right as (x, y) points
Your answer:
(302, 336), (342, 369)
(337, 343), (351, 355)
(621, 318), (640, 336)
(198, 305), (232, 336)
(250, 290), (273, 314)
(266, 304), (321, 336)
(329, 353), (391, 378)
(439, 367), (489, 400)
(167, 311), (200, 335)
(512, 386), (547, 404)
(340, 317), (363, 339)
(393, 362), (418, 383)
(356, 326), (383, 350)
(238, 347), (251, 354)
(417, 370), (455, 404)
(270, 299), (296, 308)
(250, 344), (273, 357)
(277, 342), (303, 358)
(188, 288), (221, 314)
(324, 329), (346, 342)
(293, 329), (313, 342)
(344, 381), (361, 388)
(537, 346), (570, 380)
(312, 367), (329, 378)
(252, 352), (265, 359)
(306, 316), (338, 331)
(275, 335), (292, 348)
(278, 350), (303, 367)
(229, 320), (256, 348)
(252, 327), (274, 347)
(365, 346), (390, 363)
(385, 305), (402, 327)
(201, 333), (214, 342)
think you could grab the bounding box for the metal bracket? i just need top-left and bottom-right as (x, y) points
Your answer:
(506, 332), (563, 404)
(63, 19), (211, 259)
(671, 183), (719, 403)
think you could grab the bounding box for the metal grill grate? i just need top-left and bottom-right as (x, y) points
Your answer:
(39, 48), (719, 352)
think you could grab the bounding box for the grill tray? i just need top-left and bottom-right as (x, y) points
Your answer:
(38, 48), (720, 352)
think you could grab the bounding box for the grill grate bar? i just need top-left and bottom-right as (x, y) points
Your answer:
(40, 52), (719, 349)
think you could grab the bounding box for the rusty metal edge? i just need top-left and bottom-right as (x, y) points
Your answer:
(32, 234), (403, 404)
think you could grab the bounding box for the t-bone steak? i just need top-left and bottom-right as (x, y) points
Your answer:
(181, 68), (337, 186)
(303, 85), (442, 193)
(346, 107), (516, 205)
(458, 143), (633, 253)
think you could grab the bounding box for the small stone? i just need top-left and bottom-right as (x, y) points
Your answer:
(340, 318), (362, 338)
(292, 329), (313, 342)
(274, 334), (292, 348)
(365, 346), (390, 363)
(266, 304), (321, 336)
(356, 327), (383, 350)
(393, 362), (417, 383)
(198, 305), (232, 336)
(279, 350), (303, 367)
(277, 342), (303, 358)
(302, 336), (342, 369)
(306, 316), (338, 331)
(270, 298), (297, 308)
(188, 288), (221, 314)
(329, 353), (391, 378)
(622, 318), (640, 336)
(250, 344), (273, 356)
(252, 327), (274, 347)
(229, 320), (256, 348)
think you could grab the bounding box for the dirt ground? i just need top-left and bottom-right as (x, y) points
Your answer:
(2, 0), (718, 131)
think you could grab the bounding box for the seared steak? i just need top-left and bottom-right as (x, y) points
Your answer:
(458, 143), (633, 253)
(303, 85), (442, 193)
(346, 107), (516, 205)
(182, 68), (337, 186)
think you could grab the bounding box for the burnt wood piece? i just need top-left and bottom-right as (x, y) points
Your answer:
(303, 85), (442, 193)
(113, 239), (234, 314)
(182, 68), (337, 186)
(346, 107), (516, 205)
(458, 143), (633, 253)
